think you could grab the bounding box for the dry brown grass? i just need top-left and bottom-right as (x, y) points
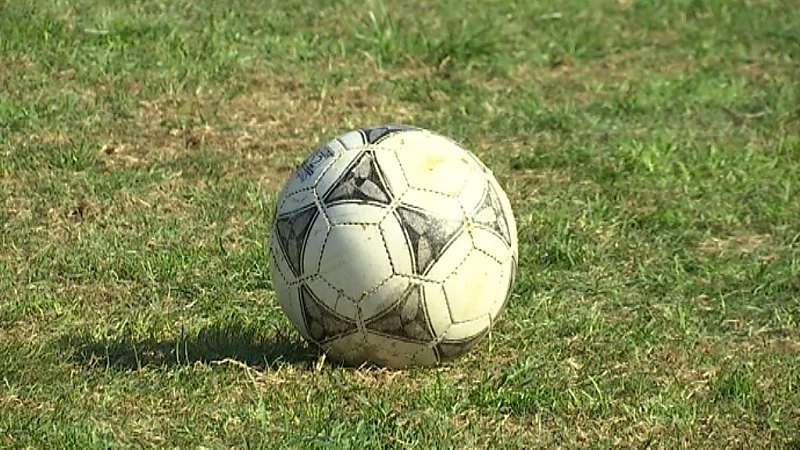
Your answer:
(96, 65), (425, 190)
(697, 233), (775, 256)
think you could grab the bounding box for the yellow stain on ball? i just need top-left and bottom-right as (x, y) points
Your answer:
(462, 214), (474, 235)
(423, 153), (447, 171)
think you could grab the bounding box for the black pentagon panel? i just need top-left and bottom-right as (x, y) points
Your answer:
(359, 125), (414, 145)
(435, 329), (488, 361)
(396, 205), (463, 275)
(323, 151), (393, 206)
(274, 204), (319, 278)
(471, 182), (512, 248)
(364, 283), (434, 343)
(299, 284), (359, 344)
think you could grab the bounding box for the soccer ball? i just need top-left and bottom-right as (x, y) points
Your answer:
(268, 125), (517, 368)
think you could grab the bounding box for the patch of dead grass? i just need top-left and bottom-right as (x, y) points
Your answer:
(503, 31), (686, 93)
(0, 55), (38, 88)
(96, 64), (425, 195)
(697, 233), (774, 256)
(480, 383), (791, 447)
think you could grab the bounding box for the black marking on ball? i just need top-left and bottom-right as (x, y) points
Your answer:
(274, 204), (319, 278)
(395, 205), (463, 275)
(299, 283), (359, 344)
(323, 151), (393, 206)
(471, 181), (512, 248)
(434, 328), (489, 361)
(359, 125), (414, 145)
(364, 283), (434, 343)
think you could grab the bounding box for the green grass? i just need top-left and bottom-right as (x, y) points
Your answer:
(2, 0), (799, 447)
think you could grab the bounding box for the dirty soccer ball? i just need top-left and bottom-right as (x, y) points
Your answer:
(268, 125), (518, 368)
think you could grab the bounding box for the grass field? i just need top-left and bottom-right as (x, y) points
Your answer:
(2, 0), (799, 447)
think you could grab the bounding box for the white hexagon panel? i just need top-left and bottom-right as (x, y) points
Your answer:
(443, 249), (508, 324)
(379, 129), (485, 198)
(318, 223), (394, 302)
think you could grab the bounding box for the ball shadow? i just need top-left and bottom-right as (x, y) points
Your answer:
(64, 322), (320, 371)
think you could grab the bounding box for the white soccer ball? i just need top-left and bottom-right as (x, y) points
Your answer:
(269, 125), (517, 368)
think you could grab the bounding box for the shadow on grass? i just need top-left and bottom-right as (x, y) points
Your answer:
(64, 322), (320, 370)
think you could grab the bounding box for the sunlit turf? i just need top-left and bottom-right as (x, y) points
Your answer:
(1, 0), (799, 447)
